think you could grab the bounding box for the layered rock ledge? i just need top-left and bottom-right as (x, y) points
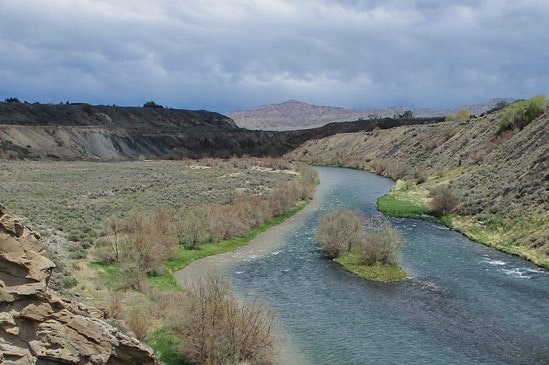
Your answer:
(0, 206), (159, 364)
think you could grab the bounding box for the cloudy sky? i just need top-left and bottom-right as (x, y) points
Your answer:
(1, 0), (547, 112)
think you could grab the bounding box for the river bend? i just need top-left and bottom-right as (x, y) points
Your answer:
(223, 167), (549, 365)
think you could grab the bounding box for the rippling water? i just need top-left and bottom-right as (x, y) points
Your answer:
(227, 167), (549, 365)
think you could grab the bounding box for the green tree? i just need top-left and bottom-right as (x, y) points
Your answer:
(143, 101), (163, 108)
(498, 94), (547, 133)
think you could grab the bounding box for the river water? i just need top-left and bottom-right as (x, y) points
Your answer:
(225, 167), (549, 365)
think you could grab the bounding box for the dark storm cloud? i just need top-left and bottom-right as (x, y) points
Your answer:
(0, 0), (547, 111)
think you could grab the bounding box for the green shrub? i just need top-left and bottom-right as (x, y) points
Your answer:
(62, 276), (78, 289)
(498, 95), (547, 133)
(81, 103), (95, 115)
(143, 101), (163, 108)
(67, 242), (87, 259)
(445, 109), (470, 122)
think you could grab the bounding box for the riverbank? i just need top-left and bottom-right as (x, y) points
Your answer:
(174, 197), (316, 285)
(222, 166), (549, 364)
(175, 188), (321, 365)
(287, 105), (548, 270)
(376, 180), (549, 269)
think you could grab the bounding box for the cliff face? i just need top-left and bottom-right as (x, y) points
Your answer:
(0, 102), (445, 161)
(0, 102), (290, 160)
(0, 206), (159, 364)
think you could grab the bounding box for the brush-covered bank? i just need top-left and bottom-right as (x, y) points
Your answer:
(0, 157), (318, 365)
(288, 97), (548, 268)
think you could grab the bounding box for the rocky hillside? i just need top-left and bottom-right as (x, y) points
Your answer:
(0, 206), (159, 364)
(288, 105), (549, 267)
(0, 101), (446, 161)
(228, 98), (514, 131)
(0, 102), (292, 160)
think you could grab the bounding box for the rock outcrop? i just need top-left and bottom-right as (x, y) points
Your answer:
(0, 206), (159, 364)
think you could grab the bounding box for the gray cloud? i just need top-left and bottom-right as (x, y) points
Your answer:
(1, 0), (547, 112)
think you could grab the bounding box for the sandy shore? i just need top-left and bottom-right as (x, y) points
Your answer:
(174, 196), (320, 365)
(174, 196), (319, 286)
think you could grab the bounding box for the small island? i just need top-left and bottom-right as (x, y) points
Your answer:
(315, 209), (407, 282)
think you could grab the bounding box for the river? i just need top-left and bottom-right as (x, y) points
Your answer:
(221, 167), (549, 365)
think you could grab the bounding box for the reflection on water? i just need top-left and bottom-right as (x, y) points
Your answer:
(227, 167), (549, 365)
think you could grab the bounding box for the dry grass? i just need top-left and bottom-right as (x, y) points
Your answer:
(0, 158), (298, 255)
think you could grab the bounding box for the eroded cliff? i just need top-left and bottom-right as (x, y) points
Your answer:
(0, 206), (159, 364)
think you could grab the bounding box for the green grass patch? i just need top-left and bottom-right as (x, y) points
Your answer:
(377, 184), (430, 218)
(88, 262), (124, 290)
(334, 253), (407, 282)
(147, 328), (190, 365)
(148, 271), (182, 292)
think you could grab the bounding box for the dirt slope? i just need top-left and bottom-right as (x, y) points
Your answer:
(288, 107), (549, 266)
(0, 102), (290, 160)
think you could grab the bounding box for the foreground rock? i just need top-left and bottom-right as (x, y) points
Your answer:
(0, 206), (159, 364)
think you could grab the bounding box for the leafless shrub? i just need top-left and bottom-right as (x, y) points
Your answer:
(175, 274), (277, 365)
(315, 209), (364, 259)
(151, 291), (187, 323)
(92, 216), (125, 264)
(177, 205), (211, 249)
(91, 238), (118, 264)
(385, 161), (409, 179)
(429, 185), (458, 214)
(118, 209), (178, 279)
(208, 204), (248, 242)
(358, 218), (404, 265)
(105, 292), (123, 319)
(412, 168), (427, 184)
(127, 309), (150, 341)
(369, 159), (388, 175)
(259, 157), (290, 170)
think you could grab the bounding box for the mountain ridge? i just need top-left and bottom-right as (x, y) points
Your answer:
(228, 98), (515, 130)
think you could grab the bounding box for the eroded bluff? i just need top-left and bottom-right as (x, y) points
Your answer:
(0, 206), (159, 364)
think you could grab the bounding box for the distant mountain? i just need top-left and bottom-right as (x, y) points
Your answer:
(0, 101), (442, 161)
(228, 98), (516, 131)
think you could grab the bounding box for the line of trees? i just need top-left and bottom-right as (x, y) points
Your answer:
(93, 163), (317, 287)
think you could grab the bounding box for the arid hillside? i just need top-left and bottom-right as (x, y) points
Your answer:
(0, 102), (291, 160)
(288, 104), (548, 267)
(0, 101), (444, 161)
(228, 98), (514, 130)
